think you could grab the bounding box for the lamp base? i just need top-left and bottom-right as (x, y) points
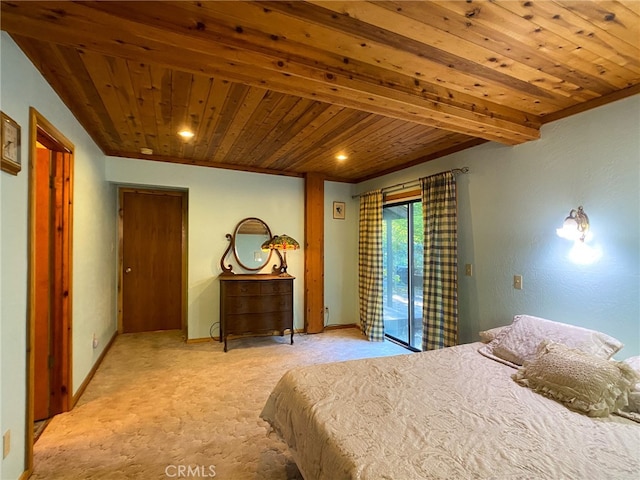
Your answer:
(271, 248), (295, 277)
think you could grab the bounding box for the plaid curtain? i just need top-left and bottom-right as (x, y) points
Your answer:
(358, 190), (384, 341)
(420, 172), (458, 350)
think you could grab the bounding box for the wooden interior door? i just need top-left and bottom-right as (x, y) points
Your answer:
(33, 142), (71, 420)
(49, 150), (72, 415)
(121, 190), (184, 333)
(34, 147), (52, 421)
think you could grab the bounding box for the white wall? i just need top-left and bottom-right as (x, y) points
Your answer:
(105, 158), (307, 339)
(357, 95), (640, 356)
(1, 33), (117, 479)
(324, 181), (359, 326)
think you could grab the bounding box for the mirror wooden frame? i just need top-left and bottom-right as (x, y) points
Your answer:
(220, 217), (282, 275)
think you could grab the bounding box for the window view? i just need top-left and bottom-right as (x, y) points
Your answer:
(382, 200), (423, 350)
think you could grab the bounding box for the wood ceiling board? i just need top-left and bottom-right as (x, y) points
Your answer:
(262, 105), (359, 171)
(224, 92), (299, 167)
(2, 1), (639, 182)
(210, 86), (270, 164)
(114, 0), (556, 116)
(377, 1), (624, 96)
(497, 1), (640, 76)
(310, 1), (599, 105)
(0, 1), (540, 144)
(436, 1), (639, 86)
(191, 78), (233, 161)
(242, 97), (320, 168)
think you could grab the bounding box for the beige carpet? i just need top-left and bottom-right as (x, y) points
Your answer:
(32, 328), (409, 479)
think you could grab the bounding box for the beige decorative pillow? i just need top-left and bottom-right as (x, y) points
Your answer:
(479, 314), (623, 368)
(478, 325), (509, 343)
(513, 341), (639, 417)
(622, 356), (640, 414)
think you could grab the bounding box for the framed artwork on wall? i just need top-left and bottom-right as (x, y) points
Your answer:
(1, 111), (21, 175)
(333, 201), (345, 220)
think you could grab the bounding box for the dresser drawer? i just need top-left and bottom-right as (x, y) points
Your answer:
(261, 281), (292, 295)
(224, 294), (292, 314)
(223, 281), (261, 296)
(226, 311), (293, 335)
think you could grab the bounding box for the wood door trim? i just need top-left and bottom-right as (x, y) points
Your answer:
(26, 107), (74, 477)
(117, 187), (188, 335)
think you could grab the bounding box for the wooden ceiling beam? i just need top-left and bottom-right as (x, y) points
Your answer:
(186, 1), (567, 114)
(0, 1), (540, 145)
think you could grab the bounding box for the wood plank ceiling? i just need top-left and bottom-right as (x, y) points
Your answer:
(2, 1), (639, 182)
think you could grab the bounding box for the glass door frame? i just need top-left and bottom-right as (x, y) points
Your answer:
(382, 198), (423, 351)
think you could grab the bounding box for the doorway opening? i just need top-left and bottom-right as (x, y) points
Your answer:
(26, 108), (74, 472)
(382, 199), (423, 351)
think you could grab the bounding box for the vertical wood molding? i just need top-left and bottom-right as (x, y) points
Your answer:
(304, 173), (324, 333)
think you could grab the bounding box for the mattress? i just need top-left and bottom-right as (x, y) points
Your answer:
(260, 342), (640, 479)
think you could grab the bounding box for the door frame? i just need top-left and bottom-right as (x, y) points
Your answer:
(25, 107), (74, 473)
(382, 198), (423, 351)
(117, 187), (188, 335)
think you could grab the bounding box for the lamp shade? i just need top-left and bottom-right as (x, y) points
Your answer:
(556, 216), (581, 241)
(556, 206), (589, 242)
(261, 234), (300, 251)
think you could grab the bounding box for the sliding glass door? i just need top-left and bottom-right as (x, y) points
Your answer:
(382, 200), (423, 350)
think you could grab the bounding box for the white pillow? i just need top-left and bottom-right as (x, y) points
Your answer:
(513, 341), (638, 417)
(622, 356), (640, 415)
(478, 314), (623, 368)
(624, 355), (640, 371)
(478, 325), (510, 343)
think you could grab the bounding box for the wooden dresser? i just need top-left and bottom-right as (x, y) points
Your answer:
(219, 274), (294, 352)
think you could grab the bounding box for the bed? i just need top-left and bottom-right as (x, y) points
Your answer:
(260, 315), (640, 479)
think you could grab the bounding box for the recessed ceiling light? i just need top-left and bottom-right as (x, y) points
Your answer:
(140, 147), (153, 155)
(178, 129), (194, 139)
(336, 154), (347, 161)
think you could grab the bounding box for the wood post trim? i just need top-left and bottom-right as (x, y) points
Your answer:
(304, 173), (324, 333)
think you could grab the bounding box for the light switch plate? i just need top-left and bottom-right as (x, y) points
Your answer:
(514, 275), (523, 290)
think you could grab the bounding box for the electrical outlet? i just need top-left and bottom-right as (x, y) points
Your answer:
(92, 334), (99, 349)
(324, 306), (329, 314)
(3, 430), (10, 459)
(514, 275), (523, 290)
(465, 264), (473, 276)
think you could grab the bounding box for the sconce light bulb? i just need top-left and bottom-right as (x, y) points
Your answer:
(556, 218), (580, 241)
(557, 206), (589, 242)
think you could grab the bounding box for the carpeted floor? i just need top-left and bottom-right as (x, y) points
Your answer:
(32, 328), (409, 479)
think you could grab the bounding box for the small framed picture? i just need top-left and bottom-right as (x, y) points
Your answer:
(333, 201), (346, 220)
(1, 112), (21, 175)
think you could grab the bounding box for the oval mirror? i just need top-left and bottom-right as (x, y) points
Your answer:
(233, 217), (273, 271)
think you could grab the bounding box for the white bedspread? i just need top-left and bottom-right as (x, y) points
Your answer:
(260, 342), (640, 479)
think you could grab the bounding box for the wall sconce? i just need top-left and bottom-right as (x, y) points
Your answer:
(556, 206), (590, 242)
(261, 234), (300, 276)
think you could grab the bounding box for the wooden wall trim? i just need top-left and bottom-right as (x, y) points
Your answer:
(70, 331), (118, 408)
(540, 84), (640, 125)
(304, 173), (324, 334)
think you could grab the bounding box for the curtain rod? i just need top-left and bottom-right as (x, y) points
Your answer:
(352, 167), (469, 199)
